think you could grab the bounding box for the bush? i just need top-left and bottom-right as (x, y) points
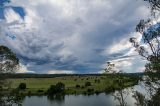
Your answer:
(97, 79), (100, 83)
(95, 79), (97, 83)
(95, 79), (100, 83)
(87, 88), (94, 93)
(18, 83), (26, 90)
(85, 82), (91, 87)
(47, 82), (65, 95)
(105, 86), (115, 93)
(87, 88), (94, 95)
(75, 84), (80, 88)
(37, 89), (44, 93)
(81, 86), (85, 89)
(56, 82), (65, 91)
(95, 90), (100, 95)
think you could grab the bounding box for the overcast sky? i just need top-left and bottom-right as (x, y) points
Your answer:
(0, 0), (150, 74)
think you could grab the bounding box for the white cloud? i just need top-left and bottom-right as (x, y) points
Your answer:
(0, 0), (150, 73)
(47, 70), (75, 74)
(4, 7), (23, 23)
(17, 63), (35, 73)
(106, 32), (142, 55)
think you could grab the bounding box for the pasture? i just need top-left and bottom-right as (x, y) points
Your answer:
(6, 74), (139, 95)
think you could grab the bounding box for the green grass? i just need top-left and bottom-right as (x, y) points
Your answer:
(6, 75), (139, 95)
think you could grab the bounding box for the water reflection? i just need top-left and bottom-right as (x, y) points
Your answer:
(47, 94), (65, 106)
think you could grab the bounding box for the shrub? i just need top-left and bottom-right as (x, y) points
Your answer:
(81, 86), (85, 89)
(18, 83), (26, 90)
(56, 82), (65, 91)
(95, 90), (100, 95)
(37, 89), (44, 92)
(95, 79), (97, 83)
(0, 86), (2, 90)
(95, 79), (100, 83)
(87, 88), (94, 93)
(85, 82), (91, 87)
(76, 84), (80, 88)
(97, 79), (101, 83)
(105, 86), (115, 93)
(47, 82), (65, 95)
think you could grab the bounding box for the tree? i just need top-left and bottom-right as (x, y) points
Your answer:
(132, 91), (147, 106)
(0, 45), (19, 73)
(0, 45), (19, 89)
(85, 82), (91, 87)
(143, 0), (160, 11)
(130, 0), (160, 73)
(18, 83), (26, 90)
(104, 62), (117, 74)
(130, 19), (160, 73)
(47, 82), (65, 95)
(130, 1), (160, 105)
(148, 88), (160, 105)
(0, 45), (21, 106)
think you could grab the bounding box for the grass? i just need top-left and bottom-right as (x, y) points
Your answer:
(6, 75), (139, 95)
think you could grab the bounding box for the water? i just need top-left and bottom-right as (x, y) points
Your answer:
(21, 84), (146, 106)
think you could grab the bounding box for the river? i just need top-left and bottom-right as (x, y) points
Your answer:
(21, 82), (147, 106)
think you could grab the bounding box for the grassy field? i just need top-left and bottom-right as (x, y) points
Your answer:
(6, 75), (139, 95)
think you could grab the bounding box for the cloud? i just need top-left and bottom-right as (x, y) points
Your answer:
(0, 0), (150, 73)
(47, 70), (75, 74)
(17, 63), (35, 73)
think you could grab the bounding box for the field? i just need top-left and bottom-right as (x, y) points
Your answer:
(6, 74), (139, 95)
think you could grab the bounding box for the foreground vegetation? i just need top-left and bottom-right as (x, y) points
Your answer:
(3, 74), (140, 96)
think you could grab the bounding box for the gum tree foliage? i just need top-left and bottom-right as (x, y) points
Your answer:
(0, 45), (19, 89)
(0, 45), (21, 106)
(47, 82), (65, 95)
(132, 91), (147, 106)
(130, 0), (160, 73)
(130, 1), (160, 105)
(104, 62), (117, 73)
(130, 20), (160, 72)
(104, 62), (130, 106)
(144, 0), (160, 11)
(18, 83), (26, 90)
(0, 45), (19, 73)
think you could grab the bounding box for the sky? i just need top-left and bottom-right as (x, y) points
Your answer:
(0, 0), (151, 74)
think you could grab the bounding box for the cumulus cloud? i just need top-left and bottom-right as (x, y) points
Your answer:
(0, 0), (150, 73)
